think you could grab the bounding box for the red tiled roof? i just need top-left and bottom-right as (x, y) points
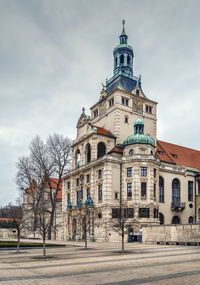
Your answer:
(92, 125), (115, 138)
(0, 218), (21, 222)
(157, 140), (200, 171)
(26, 178), (62, 201)
(108, 146), (123, 154)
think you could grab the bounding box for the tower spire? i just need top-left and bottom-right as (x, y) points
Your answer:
(122, 19), (126, 34)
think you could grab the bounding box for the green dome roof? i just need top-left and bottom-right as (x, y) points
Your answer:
(123, 117), (155, 147)
(123, 133), (155, 147)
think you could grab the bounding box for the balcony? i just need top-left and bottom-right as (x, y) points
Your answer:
(171, 201), (186, 210)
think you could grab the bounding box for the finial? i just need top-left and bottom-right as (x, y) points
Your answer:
(122, 19), (125, 28)
(102, 83), (106, 89)
(137, 75), (142, 87)
(82, 107), (85, 113)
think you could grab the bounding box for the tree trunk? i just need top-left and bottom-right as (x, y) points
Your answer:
(48, 198), (56, 240)
(17, 229), (20, 254)
(43, 236), (46, 259)
(85, 226), (87, 249)
(122, 227), (124, 254)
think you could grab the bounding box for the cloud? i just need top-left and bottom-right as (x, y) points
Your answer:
(0, 0), (200, 205)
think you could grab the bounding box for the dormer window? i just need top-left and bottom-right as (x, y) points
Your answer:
(171, 153), (177, 158)
(158, 151), (164, 155)
(136, 90), (139, 96)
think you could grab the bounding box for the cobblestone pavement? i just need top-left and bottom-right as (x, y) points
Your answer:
(0, 240), (200, 284)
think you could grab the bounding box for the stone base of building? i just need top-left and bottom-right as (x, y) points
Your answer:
(142, 223), (200, 244)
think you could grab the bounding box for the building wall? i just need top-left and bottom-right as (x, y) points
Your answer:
(142, 224), (200, 244)
(91, 90), (157, 144)
(159, 166), (196, 225)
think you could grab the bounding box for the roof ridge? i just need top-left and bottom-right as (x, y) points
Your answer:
(157, 139), (200, 153)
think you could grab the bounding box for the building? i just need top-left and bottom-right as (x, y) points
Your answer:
(62, 23), (200, 242)
(23, 178), (63, 240)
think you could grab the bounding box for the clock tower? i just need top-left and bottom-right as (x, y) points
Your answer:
(90, 21), (157, 144)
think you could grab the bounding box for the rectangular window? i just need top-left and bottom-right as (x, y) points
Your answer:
(141, 182), (147, 197)
(94, 109), (98, 118)
(154, 168), (156, 178)
(146, 105), (152, 114)
(153, 208), (158, 218)
(139, 208), (150, 218)
(87, 174), (90, 183)
(98, 169), (102, 180)
(198, 181), (200, 195)
(127, 208), (134, 218)
(87, 188), (90, 200)
(67, 181), (70, 189)
(154, 183), (156, 199)
(114, 192), (118, 199)
(188, 181), (193, 202)
(76, 191), (79, 205)
(112, 208), (134, 218)
(98, 184), (102, 201)
(141, 167), (147, 177)
(80, 188), (83, 199)
(67, 194), (70, 201)
(127, 167), (132, 177)
(127, 183), (132, 198)
(76, 178), (79, 186)
(122, 97), (125, 105)
(112, 208), (120, 218)
(126, 99), (129, 106)
(109, 98), (114, 107)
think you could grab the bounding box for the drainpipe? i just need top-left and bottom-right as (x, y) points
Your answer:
(195, 173), (197, 223)
(120, 163), (122, 210)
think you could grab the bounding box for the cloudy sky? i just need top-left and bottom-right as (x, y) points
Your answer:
(1, 0), (200, 206)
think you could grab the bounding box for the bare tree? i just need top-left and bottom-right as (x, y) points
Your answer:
(111, 163), (133, 254)
(0, 200), (23, 254)
(111, 201), (130, 254)
(16, 134), (71, 245)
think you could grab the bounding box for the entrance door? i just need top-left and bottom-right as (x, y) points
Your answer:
(72, 218), (76, 240)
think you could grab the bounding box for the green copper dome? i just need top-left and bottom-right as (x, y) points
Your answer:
(123, 117), (155, 147)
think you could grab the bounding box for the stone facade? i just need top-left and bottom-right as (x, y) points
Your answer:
(142, 224), (200, 244)
(61, 24), (200, 242)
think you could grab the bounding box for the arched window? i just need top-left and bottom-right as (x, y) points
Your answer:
(136, 90), (139, 96)
(172, 216), (180, 224)
(189, 216), (194, 224)
(172, 179), (180, 206)
(124, 116), (129, 123)
(75, 149), (80, 167)
(129, 149), (134, 156)
(127, 55), (130, 65)
(120, 54), (124, 64)
(159, 176), (164, 203)
(159, 213), (164, 225)
(86, 143), (91, 163)
(97, 142), (106, 158)
(115, 57), (117, 67)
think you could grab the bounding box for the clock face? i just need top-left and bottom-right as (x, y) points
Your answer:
(99, 99), (106, 110)
(133, 99), (143, 114)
